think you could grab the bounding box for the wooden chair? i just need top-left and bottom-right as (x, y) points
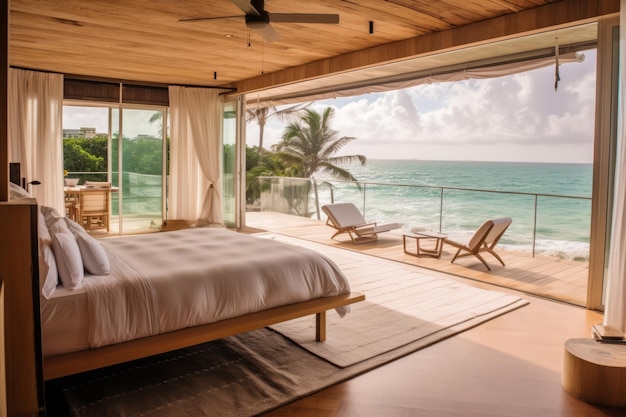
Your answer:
(322, 202), (401, 244)
(64, 189), (81, 221)
(79, 183), (111, 232)
(444, 217), (512, 270)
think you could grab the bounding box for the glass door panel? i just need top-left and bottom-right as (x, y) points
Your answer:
(223, 101), (237, 226)
(62, 105), (109, 183)
(110, 108), (120, 232)
(118, 108), (164, 233)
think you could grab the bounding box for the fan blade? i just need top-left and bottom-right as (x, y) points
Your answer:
(179, 15), (243, 22)
(232, 0), (261, 16)
(268, 13), (339, 24)
(254, 24), (280, 43)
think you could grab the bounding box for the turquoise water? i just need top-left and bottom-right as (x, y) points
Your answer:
(315, 160), (593, 261)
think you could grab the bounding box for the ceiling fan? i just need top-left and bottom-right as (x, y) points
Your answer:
(180, 0), (339, 43)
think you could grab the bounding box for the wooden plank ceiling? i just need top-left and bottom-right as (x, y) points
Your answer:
(8, 0), (618, 101)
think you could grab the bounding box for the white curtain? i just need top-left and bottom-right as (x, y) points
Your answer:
(168, 86), (223, 225)
(603, 0), (626, 333)
(8, 68), (64, 212)
(252, 52), (585, 107)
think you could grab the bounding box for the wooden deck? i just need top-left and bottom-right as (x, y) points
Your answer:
(245, 212), (589, 308)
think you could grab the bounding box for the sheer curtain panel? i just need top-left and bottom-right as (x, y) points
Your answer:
(168, 86), (223, 225)
(8, 68), (64, 212)
(603, 0), (626, 333)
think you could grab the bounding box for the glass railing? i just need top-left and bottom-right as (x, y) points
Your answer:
(65, 171), (162, 233)
(253, 176), (592, 261)
(64, 171), (108, 184)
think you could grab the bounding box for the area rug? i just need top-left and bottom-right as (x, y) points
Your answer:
(258, 233), (529, 367)
(47, 234), (529, 417)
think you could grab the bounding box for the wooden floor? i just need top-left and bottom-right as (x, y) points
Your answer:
(246, 212), (589, 307)
(243, 212), (623, 417)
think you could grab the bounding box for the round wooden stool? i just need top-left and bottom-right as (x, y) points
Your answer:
(562, 338), (626, 407)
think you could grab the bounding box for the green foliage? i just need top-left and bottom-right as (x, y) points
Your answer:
(224, 143), (236, 175)
(246, 103), (310, 151)
(245, 150), (305, 204)
(122, 138), (163, 175)
(273, 107), (366, 180)
(245, 107), (365, 210)
(64, 135), (164, 180)
(63, 137), (107, 173)
(246, 145), (261, 171)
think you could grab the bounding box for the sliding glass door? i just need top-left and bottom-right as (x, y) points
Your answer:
(588, 18), (620, 310)
(111, 107), (166, 234)
(223, 100), (237, 226)
(64, 103), (166, 234)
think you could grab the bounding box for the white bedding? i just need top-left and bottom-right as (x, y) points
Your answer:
(41, 227), (351, 357)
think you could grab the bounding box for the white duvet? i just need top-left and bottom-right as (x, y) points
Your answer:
(41, 227), (351, 355)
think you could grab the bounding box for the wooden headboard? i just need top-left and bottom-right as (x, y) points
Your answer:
(9, 163), (20, 186)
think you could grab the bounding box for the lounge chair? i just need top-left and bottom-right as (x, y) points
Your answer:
(443, 217), (512, 270)
(322, 202), (401, 244)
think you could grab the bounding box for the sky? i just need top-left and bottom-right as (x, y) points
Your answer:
(64, 48), (597, 165)
(63, 107), (162, 139)
(246, 49), (597, 164)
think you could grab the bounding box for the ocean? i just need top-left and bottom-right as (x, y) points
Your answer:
(315, 160), (592, 261)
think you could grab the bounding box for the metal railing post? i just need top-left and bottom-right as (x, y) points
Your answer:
(362, 182), (367, 217)
(313, 178), (320, 220)
(532, 195), (538, 257)
(439, 187), (444, 233)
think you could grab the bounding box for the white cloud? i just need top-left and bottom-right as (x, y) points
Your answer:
(249, 49), (597, 163)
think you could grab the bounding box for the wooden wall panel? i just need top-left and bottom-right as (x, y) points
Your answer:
(64, 78), (169, 106)
(235, 0), (620, 95)
(0, 280), (6, 417)
(63, 78), (119, 103)
(1, 0), (8, 202)
(0, 201), (44, 417)
(122, 84), (169, 106)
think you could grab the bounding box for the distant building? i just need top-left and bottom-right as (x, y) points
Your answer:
(132, 134), (160, 141)
(63, 127), (99, 139)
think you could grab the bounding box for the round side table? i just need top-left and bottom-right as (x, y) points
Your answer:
(562, 338), (626, 407)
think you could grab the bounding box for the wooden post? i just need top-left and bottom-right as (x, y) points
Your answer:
(1, 0), (9, 202)
(0, 280), (6, 417)
(0, 201), (45, 416)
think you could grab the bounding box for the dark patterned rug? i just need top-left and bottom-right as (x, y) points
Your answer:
(45, 328), (364, 417)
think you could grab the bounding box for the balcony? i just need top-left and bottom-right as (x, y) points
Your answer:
(247, 176), (591, 307)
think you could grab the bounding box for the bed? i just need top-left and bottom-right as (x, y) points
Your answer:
(35, 204), (363, 381)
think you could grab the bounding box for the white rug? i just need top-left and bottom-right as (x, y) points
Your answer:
(257, 233), (529, 368)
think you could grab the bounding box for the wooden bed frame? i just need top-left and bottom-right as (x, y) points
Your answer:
(43, 291), (364, 380)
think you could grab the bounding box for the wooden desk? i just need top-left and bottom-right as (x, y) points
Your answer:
(64, 185), (119, 193)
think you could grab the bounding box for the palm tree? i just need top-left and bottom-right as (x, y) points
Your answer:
(147, 111), (166, 139)
(273, 107), (366, 180)
(246, 102), (310, 152)
(246, 151), (302, 206)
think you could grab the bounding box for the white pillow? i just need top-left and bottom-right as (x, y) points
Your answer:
(38, 211), (59, 298)
(9, 182), (31, 200)
(41, 205), (64, 228)
(64, 218), (110, 275)
(63, 216), (85, 236)
(49, 218), (84, 289)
